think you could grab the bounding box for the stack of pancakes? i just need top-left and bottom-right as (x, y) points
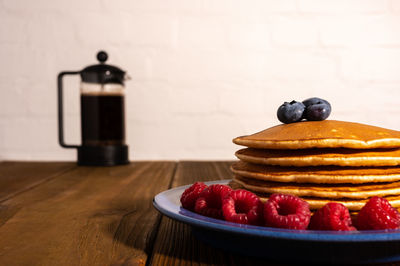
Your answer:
(231, 120), (400, 211)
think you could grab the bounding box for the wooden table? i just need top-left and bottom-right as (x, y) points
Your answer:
(0, 161), (397, 266)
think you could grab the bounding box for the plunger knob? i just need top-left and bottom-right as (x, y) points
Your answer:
(97, 51), (108, 63)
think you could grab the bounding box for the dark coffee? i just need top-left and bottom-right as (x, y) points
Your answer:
(81, 94), (125, 146)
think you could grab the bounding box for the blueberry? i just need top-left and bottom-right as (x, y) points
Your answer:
(302, 97), (331, 109)
(302, 97), (331, 121)
(277, 100), (305, 124)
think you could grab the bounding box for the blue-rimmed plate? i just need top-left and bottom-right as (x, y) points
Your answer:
(153, 180), (400, 264)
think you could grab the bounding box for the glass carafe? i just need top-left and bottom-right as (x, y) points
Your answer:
(57, 51), (129, 166)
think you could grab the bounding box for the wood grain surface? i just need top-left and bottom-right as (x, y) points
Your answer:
(0, 161), (397, 266)
(0, 161), (175, 266)
(0, 162), (75, 202)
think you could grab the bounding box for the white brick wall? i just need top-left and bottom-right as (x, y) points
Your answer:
(1, 0), (400, 161)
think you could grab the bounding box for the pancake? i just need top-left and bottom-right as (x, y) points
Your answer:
(233, 175), (400, 199)
(265, 194), (400, 211)
(236, 148), (400, 167)
(231, 161), (400, 184)
(233, 120), (400, 149)
(229, 180), (400, 211)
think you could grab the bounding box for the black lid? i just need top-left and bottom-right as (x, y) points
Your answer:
(80, 51), (126, 84)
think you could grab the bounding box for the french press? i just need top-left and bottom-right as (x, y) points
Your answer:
(57, 51), (129, 166)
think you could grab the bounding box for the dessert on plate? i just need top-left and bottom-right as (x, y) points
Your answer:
(177, 98), (400, 231)
(231, 120), (400, 211)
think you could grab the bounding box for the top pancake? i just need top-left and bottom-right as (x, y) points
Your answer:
(233, 120), (400, 149)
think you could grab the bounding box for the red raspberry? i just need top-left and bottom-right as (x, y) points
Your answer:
(222, 189), (264, 225)
(309, 202), (356, 231)
(357, 196), (400, 230)
(180, 182), (207, 211)
(263, 193), (311, 230)
(194, 184), (232, 219)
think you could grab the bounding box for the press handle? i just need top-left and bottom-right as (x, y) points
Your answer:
(57, 71), (80, 149)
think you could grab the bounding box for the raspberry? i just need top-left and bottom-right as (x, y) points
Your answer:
(194, 184), (232, 219)
(222, 189), (263, 225)
(357, 196), (400, 230)
(180, 182), (207, 211)
(263, 193), (311, 230)
(309, 202), (356, 231)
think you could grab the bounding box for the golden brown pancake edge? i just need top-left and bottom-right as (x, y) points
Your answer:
(233, 120), (400, 149)
(233, 175), (400, 199)
(229, 179), (400, 211)
(230, 161), (400, 184)
(235, 148), (400, 167)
